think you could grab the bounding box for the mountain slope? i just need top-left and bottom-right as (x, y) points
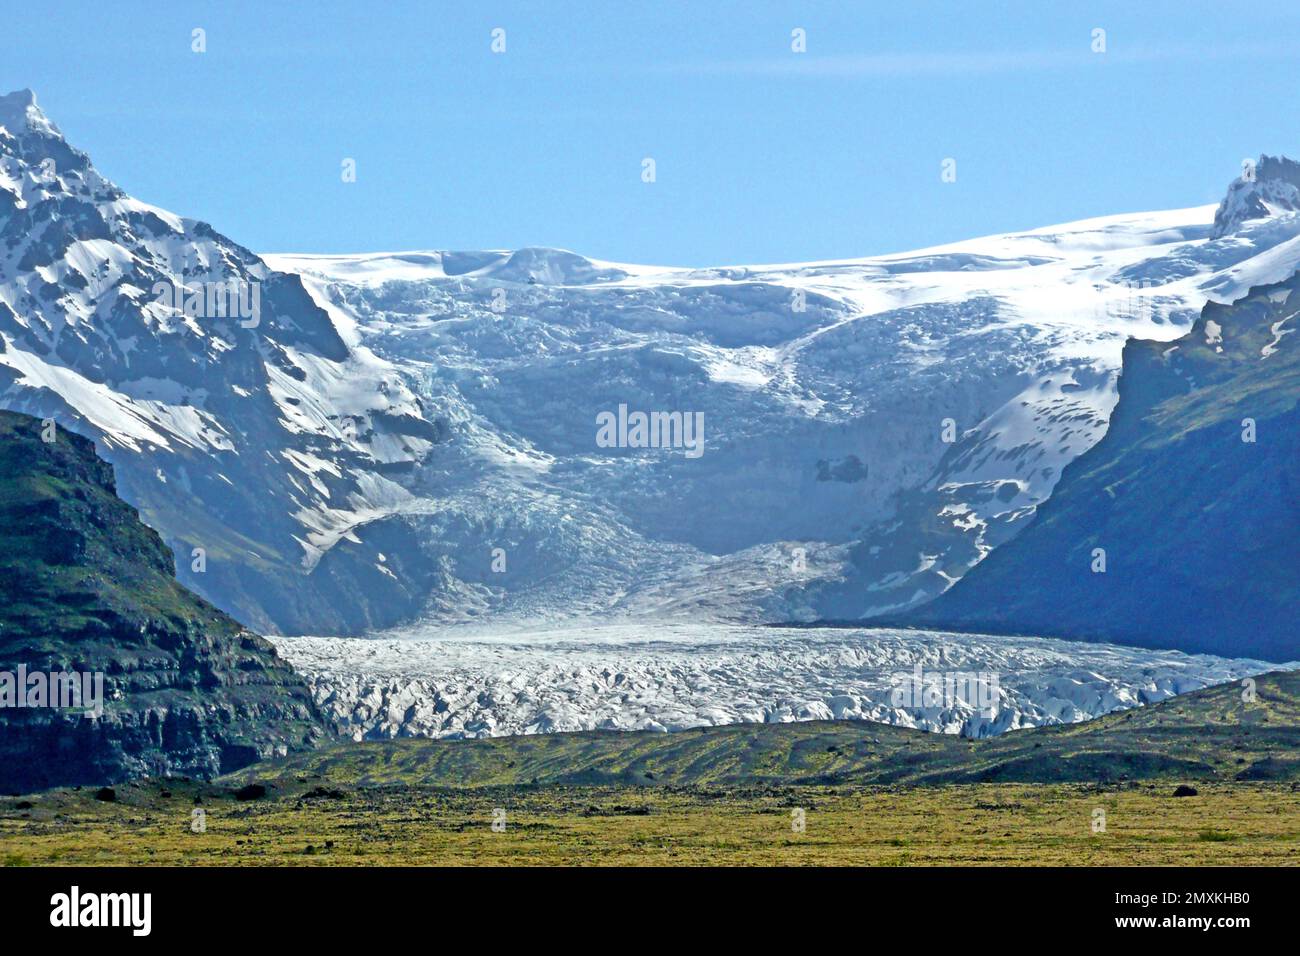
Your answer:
(0, 89), (448, 635)
(0, 410), (329, 793)
(898, 272), (1300, 661)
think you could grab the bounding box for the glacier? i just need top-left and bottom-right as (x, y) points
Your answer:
(271, 624), (1284, 740)
(263, 201), (1300, 630)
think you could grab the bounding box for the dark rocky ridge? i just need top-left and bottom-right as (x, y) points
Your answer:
(0, 410), (330, 793)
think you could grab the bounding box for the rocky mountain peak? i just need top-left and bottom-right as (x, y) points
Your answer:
(1212, 154), (1300, 238)
(0, 88), (41, 131)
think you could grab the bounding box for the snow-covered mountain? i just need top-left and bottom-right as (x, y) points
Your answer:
(0, 90), (447, 634)
(4, 86), (1300, 638)
(1213, 155), (1300, 237)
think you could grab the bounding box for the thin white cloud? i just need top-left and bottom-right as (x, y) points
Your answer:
(651, 38), (1298, 78)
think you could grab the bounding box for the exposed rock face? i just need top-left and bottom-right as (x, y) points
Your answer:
(899, 272), (1300, 662)
(0, 410), (330, 793)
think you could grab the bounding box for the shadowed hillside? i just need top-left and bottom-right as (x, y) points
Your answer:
(0, 411), (329, 793)
(893, 273), (1300, 661)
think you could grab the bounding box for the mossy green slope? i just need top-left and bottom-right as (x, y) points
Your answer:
(0, 411), (329, 792)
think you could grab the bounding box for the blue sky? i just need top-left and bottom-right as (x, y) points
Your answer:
(5, 1), (1300, 265)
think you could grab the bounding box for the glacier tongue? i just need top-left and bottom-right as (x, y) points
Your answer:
(271, 624), (1283, 740)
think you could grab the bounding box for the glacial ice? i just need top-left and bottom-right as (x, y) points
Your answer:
(271, 624), (1287, 741)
